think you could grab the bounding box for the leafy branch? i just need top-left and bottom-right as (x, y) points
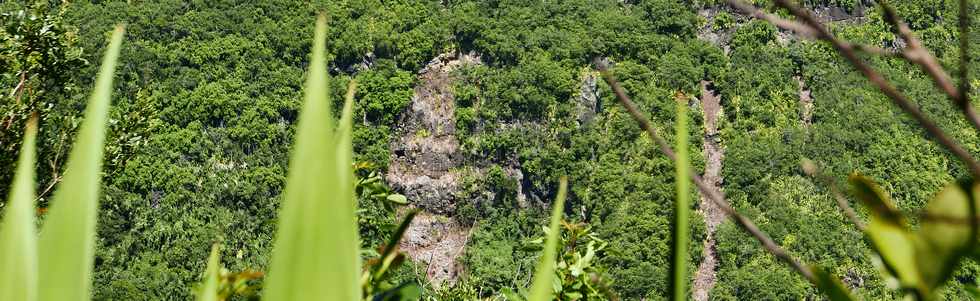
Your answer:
(725, 0), (980, 177)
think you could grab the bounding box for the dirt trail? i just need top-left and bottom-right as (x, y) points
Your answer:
(692, 81), (727, 301)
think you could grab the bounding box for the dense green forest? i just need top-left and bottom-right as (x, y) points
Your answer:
(2, 0), (979, 300)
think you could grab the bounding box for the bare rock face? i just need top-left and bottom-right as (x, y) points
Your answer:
(387, 52), (481, 215)
(388, 52), (482, 288)
(697, 7), (734, 54)
(577, 72), (600, 125)
(796, 76), (814, 127)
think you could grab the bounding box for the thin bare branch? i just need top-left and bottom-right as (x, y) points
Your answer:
(9, 71), (27, 102)
(957, 0), (978, 250)
(877, 1), (980, 132)
(845, 42), (899, 57)
(726, 0), (817, 38)
(801, 160), (866, 232)
(878, 3), (959, 98)
(595, 60), (816, 283)
(725, 0), (980, 176)
(920, 213), (980, 225)
(958, 0), (973, 114)
(735, 0), (980, 178)
(727, 2), (897, 57)
(35, 176), (61, 203)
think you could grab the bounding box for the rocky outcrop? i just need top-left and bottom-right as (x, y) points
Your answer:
(797, 76), (814, 127)
(700, 4), (869, 51)
(697, 8), (735, 54)
(388, 52), (482, 288)
(387, 52), (481, 215)
(577, 72), (600, 125)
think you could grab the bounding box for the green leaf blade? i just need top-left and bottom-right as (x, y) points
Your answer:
(849, 175), (922, 293)
(196, 244), (221, 301)
(37, 25), (124, 301)
(915, 182), (976, 290)
(264, 15), (360, 301)
(0, 118), (39, 301)
(670, 94), (690, 301)
(528, 177), (568, 301)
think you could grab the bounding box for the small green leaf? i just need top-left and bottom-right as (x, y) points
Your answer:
(867, 220), (919, 285)
(371, 283), (421, 301)
(849, 175), (921, 290)
(501, 288), (523, 301)
(386, 194), (408, 205)
(37, 25), (124, 301)
(849, 174), (905, 224)
(811, 265), (857, 301)
(915, 182), (976, 289)
(564, 291), (584, 300)
(965, 284), (980, 298)
(196, 244), (221, 301)
(528, 177), (568, 301)
(0, 118), (38, 301)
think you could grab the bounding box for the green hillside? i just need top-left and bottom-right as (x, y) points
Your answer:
(1, 0), (979, 300)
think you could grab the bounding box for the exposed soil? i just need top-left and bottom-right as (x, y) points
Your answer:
(398, 211), (472, 288)
(692, 81), (727, 301)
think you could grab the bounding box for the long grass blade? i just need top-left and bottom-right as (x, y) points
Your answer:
(264, 15), (361, 301)
(37, 25), (124, 301)
(670, 93), (690, 301)
(334, 67), (359, 299)
(339, 80), (357, 135)
(372, 210), (418, 281)
(528, 176), (568, 301)
(337, 78), (356, 225)
(196, 244), (221, 301)
(0, 117), (39, 301)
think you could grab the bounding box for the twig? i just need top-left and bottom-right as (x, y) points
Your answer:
(726, 0), (896, 58)
(957, 0), (978, 250)
(919, 213), (980, 225)
(35, 175), (61, 203)
(724, 1), (893, 69)
(876, 1), (980, 132)
(726, 0), (980, 176)
(959, 0), (972, 103)
(878, 3), (958, 98)
(595, 60), (816, 282)
(726, 0), (817, 38)
(845, 42), (899, 57)
(9, 71), (27, 102)
(801, 160), (866, 232)
(740, 0), (980, 178)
